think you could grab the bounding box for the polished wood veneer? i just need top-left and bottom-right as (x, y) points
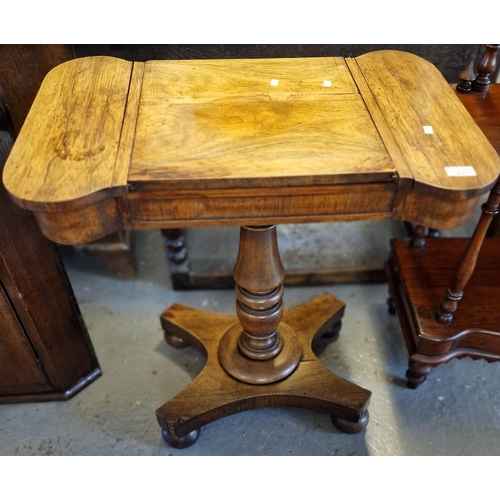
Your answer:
(4, 50), (499, 446)
(4, 52), (499, 241)
(386, 237), (500, 387)
(0, 89), (100, 402)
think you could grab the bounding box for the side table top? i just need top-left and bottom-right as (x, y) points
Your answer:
(4, 56), (136, 212)
(3, 50), (499, 246)
(4, 50), (499, 214)
(129, 56), (394, 190)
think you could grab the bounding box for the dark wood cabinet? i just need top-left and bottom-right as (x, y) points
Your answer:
(0, 283), (52, 395)
(0, 93), (100, 403)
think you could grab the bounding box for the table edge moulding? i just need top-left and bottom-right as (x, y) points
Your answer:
(3, 50), (500, 447)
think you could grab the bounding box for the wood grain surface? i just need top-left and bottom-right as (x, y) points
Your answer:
(386, 237), (500, 388)
(0, 104), (101, 400)
(455, 83), (500, 154)
(4, 52), (499, 242)
(125, 183), (396, 227)
(3, 56), (135, 212)
(355, 50), (500, 197)
(0, 45), (75, 132)
(386, 237), (500, 386)
(129, 57), (394, 189)
(0, 284), (51, 394)
(156, 294), (370, 439)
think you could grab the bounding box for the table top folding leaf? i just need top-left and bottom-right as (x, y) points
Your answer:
(4, 51), (498, 448)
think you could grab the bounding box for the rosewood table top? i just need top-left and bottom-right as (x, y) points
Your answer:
(3, 50), (499, 243)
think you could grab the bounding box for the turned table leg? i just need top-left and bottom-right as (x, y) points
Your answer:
(436, 178), (500, 325)
(472, 44), (499, 93)
(161, 229), (191, 290)
(156, 225), (371, 448)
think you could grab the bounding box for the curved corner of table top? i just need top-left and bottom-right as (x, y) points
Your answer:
(352, 50), (500, 201)
(2, 55), (144, 213)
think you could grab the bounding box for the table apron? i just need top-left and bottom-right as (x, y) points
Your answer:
(31, 182), (484, 245)
(124, 184), (396, 229)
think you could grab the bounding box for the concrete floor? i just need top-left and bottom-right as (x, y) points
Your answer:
(2, 216), (500, 456)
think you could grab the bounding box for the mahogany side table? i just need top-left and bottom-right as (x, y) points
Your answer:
(4, 51), (499, 448)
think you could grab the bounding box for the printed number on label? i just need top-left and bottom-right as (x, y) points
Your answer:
(445, 166), (476, 177)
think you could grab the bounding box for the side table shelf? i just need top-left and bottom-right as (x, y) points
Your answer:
(386, 237), (500, 388)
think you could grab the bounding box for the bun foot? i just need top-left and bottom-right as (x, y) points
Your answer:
(331, 410), (369, 434)
(164, 331), (189, 348)
(322, 320), (342, 341)
(406, 361), (432, 389)
(406, 375), (422, 389)
(162, 427), (200, 449)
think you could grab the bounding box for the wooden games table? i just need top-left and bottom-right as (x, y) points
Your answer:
(4, 50), (499, 448)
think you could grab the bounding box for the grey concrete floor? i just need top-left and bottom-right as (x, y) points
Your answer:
(2, 217), (500, 456)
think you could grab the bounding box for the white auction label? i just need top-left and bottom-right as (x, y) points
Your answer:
(445, 166), (477, 177)
(423, 125), (434, 134)
(270, 79), (279, 86)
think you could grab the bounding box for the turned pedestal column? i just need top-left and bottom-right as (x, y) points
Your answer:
(219, 226), (302, 384)
(157, 225), (371, 448)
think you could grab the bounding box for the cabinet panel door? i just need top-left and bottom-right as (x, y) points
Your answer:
(0, 283), (51, 394)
